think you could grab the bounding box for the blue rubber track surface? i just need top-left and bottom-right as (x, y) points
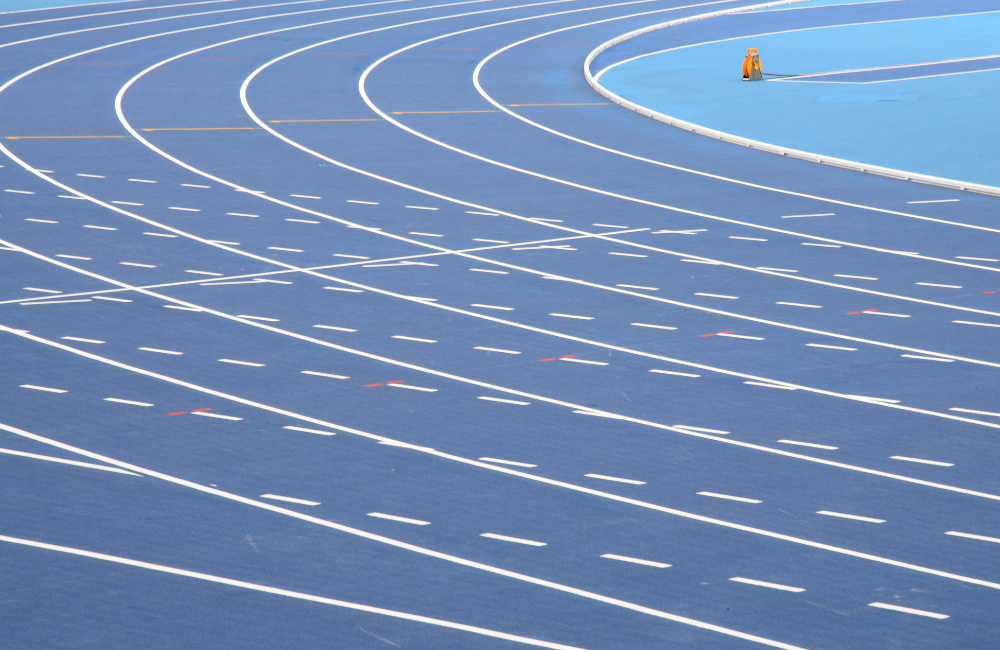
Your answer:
(0, 0), (998, 648)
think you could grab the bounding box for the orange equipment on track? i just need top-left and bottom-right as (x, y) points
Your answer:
(742, 48), (762, 81)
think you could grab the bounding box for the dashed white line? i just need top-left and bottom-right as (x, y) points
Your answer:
(562, 358), (608, 366)
(324, 286), (363, 293)
(757, 267), (797, 273)
(908, 199), (959, 204)
(238, 315), (278, 322)
(24, 287), (61, 294)
(695, 293), (738, 299)
(120, 262), (156, 268)
(467, 211), (498, 215)
(674, 425), (727, 434)
(260, 494), (319, 506)
(945, 531), (1000, 544)
(549, 313), (593, 320)
(405, 205), (437, 210)
(290, 194), (321, 199)
(479, 457), (536, 468)
(868, 603), (948, 619)
(585, 474), (645, 485)
(138, 347), (183, 355)
(716, 333), (764, 340)
(144, 232), (176, 238)
(816, 511), (884, 523)
(301, 371), (349, 379)
(952, 320), (1000, 327)
(26, 218), (57, 223)
(835, 274), (877, 280)
(20, 299), (91, 305)
(388, 384), (437, 392)
(777, 302), (822, 308)
(478, 396), (530, 405)
(5, 189), (34, 194)
(864, 311), (910, 318)
(368, 512), (430, 525)
(650, 369), (700, 377)
(20, 385), (67, 393)
(104, 398), (153, 407)
(181, 184), (210, 188)
(410, 232), (443, 237)
(901, 354), (953, 362)
(61, 336), (104, 344)
(698, 492), (761, 503)
(891, 456), (953, 467)
(287, 218), (320, 224)
(729, 236), (767, 241)
(226, 212), (259, 218)
(608, 252), (646, 257)
(593, 223), (627, 228)
(185, 270), (223, 276)
(632, 323), (676, 330)
(84, 225), (116, 230)
(76, 173), (104, 178)
(59, 195), (84, 200)
(92, 296), (131, 303)
(471, 304), (514, 311)
(128, 178), (156, 183)
(949, 407), (1000, 417)
(473, 238), (508, 243)
(168, 207), (200, 212)
(601, 554), (670, 568)
(782, 213), (834, 219)
(348, 200), (378, 205)
(480, 533), (545, 546)
(470, 268), (508, 274)
(334, 254), (370, 259)
(314, 325), (356, 332)
(778, 440), (838, 450)
(392, 335), (437, 343)
(191, 412), (242, 421)
(802, 243), (840, 248)
(916, 283), (962, 288)
(218, 359), (264, 367)
(112, 201), (143, 206)
(730, 577), (804, 592)
(283, 425), (337, 435)
(55, 254), (91, 260)
(268, 247), (304, 252)
(617, 284), (657, 290)
(474, 346), (520, 354)
(956, 256), (998, 262)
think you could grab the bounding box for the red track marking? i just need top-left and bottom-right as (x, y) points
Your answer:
(538, 358), (557, 362)
(191, 408), (213, 412)
(985, 291), (998, 294)
(700, 330), (735, 337)
(386, 380), (406, 384)
(846, 310), (879, 315)
(317, 52), (366, 55)
(365, 383), (383, 387)
(558, 355), (577, 359)
(166, 411), (187, 416)
(200, 57), (251, 60)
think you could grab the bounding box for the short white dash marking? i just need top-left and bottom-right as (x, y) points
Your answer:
(20, 385), (67, 393)
(334, 254), (370, 259)
(55, 254), (91, 260)
(901, 354), (952, 362)
(120, 262), (156, 268)
(698, 492), (761, 503)
(409, 232), (443, 237)
(348, 200), (378, 205)
(601, 554), (670, 568)
(617, 284), (658, 290)
(92, 296), (131, 303)
(138, 347), (183, 355)
(816, 511), (884, 523)
(650, 369), (700, 377)
(268, 247), (303, 252)
(76, 173), (104, 178)
(392, 335), (436, 343)
(24, 287), (61, 294)
(530, 218), (562, 223)
(949, 407), (1000, 417)
(104, 398), (153, 407)
(908, 199), (959, 204)
(368, 512), (430, 525)
(730, 577), (804, 592)
(478, 396), (530, 405)
(388, 384), (437, 392)
(593, 223), (627, 228)
(835, 274), (877, 280)
(59, 195), (85, 200)
(470, 268), (508, 274)
(191, 412), (242, 421)
(695, 293), (738, 299)
(467, 211), (498, 215)
(561, 358), (608, 366)
(802, 243), (840, 248)
(128, 178), (156, 183)
(952, 320), (1000, 327)
(185, 270), (223, 276)
(868, 603), (948, 619)
(475, 346), (520, 354)
(290, 194), (321, 199)
(777, 302), (822, 308)
(313, 325), (356, 332)
(956, 256), (998, 262)
(480, 533), (545, 546)
(20, 299), (91, 305)
(729, 236), (767, 241)
(260, 494), (319, 506)
(301, 371), (349, 379)
(471, 304), (514, 311)
(283, 425), (336, 435)
(945, 531), (1000, 544)
(778, 440), (838, 450)
(405, 205), (437, 210)
(473, 238), (508, 243)
(757, 267), (797, 273)
(286, 218), (320, 223)
(479, 457), (536, 468)
(608, 252), (647, 257)
(864, 311), (910, 318)
(716, 333), (764, 340)
(550, 313), (593, 320)
(782, 213), (834, 218)
(61, 336), (104, 344)
(890, 456), (953, 467)
(218, 359), (264, 367)
(633, 323), (676, 330)
(324, 286), (363, 293)
(916, 282), (961, 288)
(226, 212), (259, 218)
(168, 206), (200, 212)
(25, 218), (57, 223)
(5, 189), (34, 194)
(112, 201), (144, 206)
(238, 315), (278, 322)
(84, 225), (116, 230)
(585, 474), (645, 485)
(144, 232), (176, 237)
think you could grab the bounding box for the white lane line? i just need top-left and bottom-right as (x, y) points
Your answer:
(717, 333), (764, 340)
(674, 425), (728, 434)
(388, 384), (437, 392)
(168, 206), (200, 212)
(55, 254), (91, 260)
(24, 287), (61, 294)
(549, 313), (593, 320)
(20, 299), (91, 305)
(227, 212), (259, 218)
(164, 305), (200, 311)
(182, 184), (210, 188)
(802, 243), (840, 248)
(847, 395), (900, 403)
(601, 554), (670, 568)
(410, 232), (443, 237)
(260, 494), (319, 506)
(26, 218), (57, 223)
(757, 267), (797, 273)
(945, 531), (1000, 544)
(481, 533), (545, 546)
(4, 189), (34, 194)
(368, 512), (431, 525)
(287, 218), (320, 223)
(573, 410), (624, 419)
(76, 173), (104, 178)
(191, 412), (243, 421)
(218, 359), (264, 367)
(695, 293), (738, 299)
(104, 398), (153, 406)
(84, 225), (116, 230)
(531, 218), (563, 223)
(470, 268), (509, 273)
(781, 213), (834, 219)
(0, 448), (139, 475)
(59, 195), (85, 200)
(61, 336), (104, 344)
(917, 282), (962, 288)
(314, 325), (356, 332)
(908, 199), (959, 204)
(514, 245), (576, 251)
(632, 323), (676, 330)
(806, 343), (857, 351)
(120, 262), (156, 268)
(698, 492), (761, 503)
(185, 270), (223, 276)
(471, 304), (514, 311)
(348, 200), (378, 205)
(593, 223), (627, 228)
(392, 335), (437, 343)
(778, 440), (838, 450)
(816, 511), (885, 523)
(93, 296), (131, 303)
(268, 247), (304, 252)
(744, 381), (795, 390)
(585, 474), (645, 485)
(478, 396), (530, 405)
(238, 315), (278, 322)
(301, 371), (349, 379)
(864, 311), (910, 318)
(406, 205), (437, 210)
(128, 178), (156, 183)
(475, 346), (520, 354)
(290, 194), (321, 199)
(777, 302), (822, 308)
(324, 287), (364, 294)
(467, 210), (499, 215)
(650, 369), (700, 377)
(113, 201), (144, 206)
(284, 425), (337, 436)
(652, 229), (706, 235)
(835, 274), (877, 280)
(561, 358), (608, 366)
(474, 238), (509, 243)
(730, 577), (804, 592)
(144, 232), (176, 237)
(901, 354), (953, 362)
(608, 252), (646, 257)
(949, 407), (1000, 417)
(729, 236), (767, 241)
(139, 347), (182, 355)
(20, 385), (67, 393)
(868, 603), (948, 619)
(334, 254), (370, 259)
(952, 320), (1000, 327)
(617, 284), (657, 290)
(956, 256), (999, 262)
(891, 456), (953, 467)
(479, 457), (536, 468)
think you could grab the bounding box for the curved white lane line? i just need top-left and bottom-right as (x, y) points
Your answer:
(0, 0), (245, 29)
(585, 7), (1000, 197)
(0, 535), (586, 650)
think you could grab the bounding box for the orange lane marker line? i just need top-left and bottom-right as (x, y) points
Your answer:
(269, 119), (377, 123)
(508, 103), (609, 107)
(391, 110), (495, 114)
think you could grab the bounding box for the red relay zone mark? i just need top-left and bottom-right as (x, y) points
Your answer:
(700, 331), (734, 337)
(539, 355), (577, 362)
(846, 309), (879, 315)
(366, 381), (406, 387)
(167, 408), (213, 416)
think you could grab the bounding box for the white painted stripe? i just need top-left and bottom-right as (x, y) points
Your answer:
(84, 225), (116, 230)
(20, 299), (91, 305)
(283, 425), (337, 436)
(128, 178), (156, 183)
(60, 195), (85, 200)
(61, 336), (104, 344)
(348, 200), (378, 205)
(392, 335), (436, 343)
(334, 254), (370, 259)
(5, 189), (34, 194)
(138, 347), (182, 355)
(901, 354), (953, 362)
(405, 205), (438, 211)
(218, 359), (264, 367)
(24, 287), (61, 294)
(388, 384), (437, 392)
(744, 381), (796, 390)
(77, 173), (104, 178)
(287, 218), (320, 223)
(573, 410), (624, 419)
(865, 311), (911, 318)
(561, 358), (608, 366)
(55, 254), (91, 260)
(956, 256), (998, 262)
(549, 313), (593, 320)
(593, 223), (628, 228)
(467, 211), (498, 215)
(164, 305), (200, 311)
(674, 425), (728, 434)
(777, 302), (822, 308)
(681, 258), (722, 264)
(908, 199), (959, 204)
(26, 218), (57, 223)
(314, 325), (356, 332)
(716, 333), (764, 340)
(834, 274), (877, 280)
(617, 284), (658, 290)
(268, 247), (304, 252)
(181, 184), (209, 188)
(104, 398), (153, 407)
(475, 347), (520, 354)
(227, 212), (259, 217)
(585, 474), (645, 485)
(120, 262), (156, 268)
(847, 396), (900, 403)
(698, 492), (761, 503)
(695, 293), (738, 299)
(473, 238), (509, 243)
(952, 320), (1000, 327)
(260, 494), (319, 506)
(324, 286), (363, 293)
(601, 554), (670, 568)
(807, 343), (857, 351)
(730, 577), (804, 592)
(781, 213), (834, 218)
(20, 385), (66, 393)
(802, 243), (840, 247)
(301, 371), (348, 379)
(891, 456), (953, 467)
(410, 231), (443, 237)
(632, 323), (677, 330)
(113, 201), (144, 206)
(238, 315), (278, 322)
(191, 412), (242, 421)
(481, 533), (545, 546)
(778, 440), (838, 450)
(92, 296), (131, 303)
(185, 270), (223, 276)
(368, 512), (430, 525)
(945, 531), (1000, 544)
(0, 448), (139, 476)
(168, 206), (200, 212)
(868, 603), (948, 619)
(290, 194), (321, 199)
(478, 396), (530, 405)
(816, 511), (884, 523)
(650, 369), (700, 377)
(949, 407), (1000, 417)
(608, 252), (646, 257)
(916, 282), (961, 288)
(757, 267), (797, 273)
(471, 304), (514, 310)
(729, 236), (767, 241)
(144, 232), (175, 237)
(479, 457), (537, 468)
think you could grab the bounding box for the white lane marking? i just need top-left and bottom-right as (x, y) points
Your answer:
(608, 252), (646, 257)
(847, 395), (900, 403)
(946, 531), (1000, 544)
(471, 268), (509, 274)
(113, 200), (144, 206)
(729, 236), (767, 241)
(781, 213), (834, 219)
(104, 398), (153, 406)
(561, 358), (608, 366)
(802, 243), (840, 248)
(144, 232), (176, 237)
(650, 369), (700, 377)
(695, 293), (738, 299)
(652, 229), (706, 234)
(120, 262), (156, 268)
(369, 512), (431, 525)
(0, 448), (138, 475)
(475, 346), (520, 354)
(83, 225), (116, 230)
(864, 311), (910, 318)
(182, 184), (210, 188)
(633, 323), (676, 330)
(59, 195), (85, 200)
(474, 238), (509, 243)
(348, 200), (378, 205)
(128, 178), (156, 183)
(284, 425), (336, 436)
(314, 325), (356, 332)
(260, 494), (319, 506)
(191, 412), (243, 421)
(717, 333), (764, 340)
(835, 274), (877, 280)
(325, 286), (364, 293)
(287, 218), (320, 223)
(617, 284), (657, 290)
(76, 173), (104, 178)
(26, 218), (57, 223)
(585, 474), (645, 485)
(268, 247), (304, 252)
(593, 223), (627, 228)
(601, 554), (670, 568)
(20, 385), (67, 393)
(472, 304), (514, 311)
(573, 410), (624, 419)
(56, 254), (91, 260)
(730, 577), (804, 592)
(61, 336), (104, 344)
(227, 212), (259, 217)
(185, 270), (223, 276)
(891, 456), (953, 467)
(744, 381), (796, 390)
(238, 315), (278, 322)
(4, 189), (34, 194)
(481, 533), (545, 546)
(908, 199), (959, 204)
(168, 206), (200, 212)
(868, 603), (948, 619)
(514, 245), (576, 251)
(467, 210), (499, 215)
(93, 296), (131, 302)
(531, 218), (563, 223)
(806, 343), (857, 351)
(777, 302), (821, 308)
(164, 305), (201, 311)
(549, 313), (593, 320)
(901, 354), (953, 362)
(917, 282), (961, 288)
(952, 320), (1000, 327)
(290, 194), (321, 199)
(218, 359), (264, 367)
(778, 440), (838, 450)
(479, 457), (536, 468)
(956, 256), (999, 262)
(698, 492), (761, 503)
(138, 347), (183, 355)
(949, 407), (1000, 417)
(301, 370), (348, 379)
(757, 267), (796, 273)
(24, 287), (61, 294)
(478, 396), (530, 405)
(410, 231), (443, 237)
(817, 511), (885, 523)
(364, 261), (438, 268)
(334, 254), (370, 259)
(388, 384), (437, 392)
(20, 299), (91, 305)
(392, 335), (437, 343)
(675, 425), (727, 434)
(406, 205), (437, 210)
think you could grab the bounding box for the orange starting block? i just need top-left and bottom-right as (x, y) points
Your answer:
(742, 48), (762, 81)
